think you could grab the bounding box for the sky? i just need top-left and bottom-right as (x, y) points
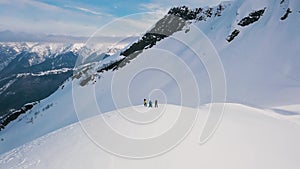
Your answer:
(0, 0), (221, 38)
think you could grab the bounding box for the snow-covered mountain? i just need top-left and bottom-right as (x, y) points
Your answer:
(0, 0), (300, 168)
(0, 42), (128, 128)
(0, 42), (126, 71)
(1, 104), (300, 169)
(0, 42), (82, 70)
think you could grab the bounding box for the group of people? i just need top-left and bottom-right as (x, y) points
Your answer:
(143, 98), (158, 108)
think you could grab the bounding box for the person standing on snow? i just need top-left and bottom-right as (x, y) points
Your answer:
(155, 100), (158, 108)
(148, 100), (153, 108)
(144, 98), (147, 107)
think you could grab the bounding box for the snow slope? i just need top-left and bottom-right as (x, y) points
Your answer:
(1, 104), (300, 169)
(0, 0), (300, 165)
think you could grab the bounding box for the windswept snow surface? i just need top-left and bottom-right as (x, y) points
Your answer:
(0, 104), (300, 169)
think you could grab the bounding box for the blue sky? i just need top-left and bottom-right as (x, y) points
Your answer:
(39, 0), (154, 16)
(0, 0), (221, 37)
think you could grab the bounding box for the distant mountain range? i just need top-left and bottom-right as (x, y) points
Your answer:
(0, 42), (129, 127)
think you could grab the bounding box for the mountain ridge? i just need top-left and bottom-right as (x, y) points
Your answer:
(0, 0), (299, 158)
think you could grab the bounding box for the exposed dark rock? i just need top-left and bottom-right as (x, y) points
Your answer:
(24, 103), (34, 110)
(238, 8), (266, 27)
(115, 11), (188, 71)
(0, 102), (36, 130)
(98, 5), (226, 73)
(42, 103), (53, 111)
(204, 8), (213, 18)
(168, 6), (199, 20)
(121, 33), (167, 57)
(226, 29), (240, 42)
(215, 5), (225, 17)
(281, 8), (292, 20)
(80, 75), (93, 86)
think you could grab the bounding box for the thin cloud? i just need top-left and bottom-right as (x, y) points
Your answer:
(139, 3), (169, 16)
(0, 0), (222, 38)
(0, 0), (116, 36)
(64, 5), (107, 16)
(92, 13), (161, 37)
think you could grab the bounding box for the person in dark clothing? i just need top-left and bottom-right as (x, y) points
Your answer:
(144, 98), (147, 107)
(155, 100), (158, 108)
(148, 100), (153, 108)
